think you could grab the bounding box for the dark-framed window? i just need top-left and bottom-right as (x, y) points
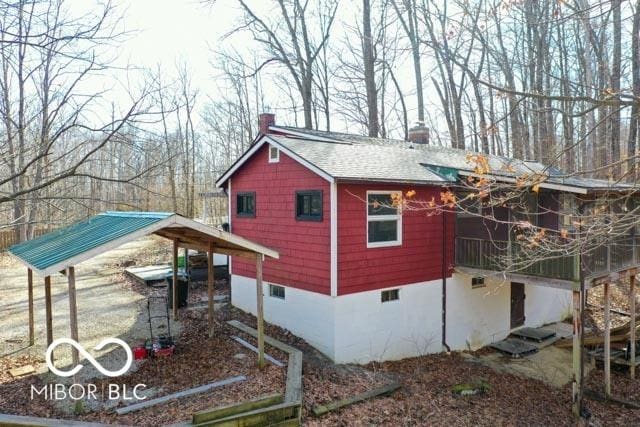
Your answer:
(237, 192), (256, 217)
(381, 289), (399, 303)
(269, 284), (285, 299)
(471, 277), (486, 289)
(296, 190), (322, 221)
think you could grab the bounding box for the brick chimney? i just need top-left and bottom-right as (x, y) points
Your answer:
(408, 123), (429, 145)
(259, 113), (275, 135)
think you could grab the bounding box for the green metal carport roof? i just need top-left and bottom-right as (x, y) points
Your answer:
(8, 211), (278, 276)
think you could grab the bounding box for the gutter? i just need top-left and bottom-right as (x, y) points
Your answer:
(442, 204), (451, 352)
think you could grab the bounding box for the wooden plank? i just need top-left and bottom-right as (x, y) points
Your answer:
(584, 389), (640, 409)
(196, 401), (299, 427)
(208, 243), (215, 338)
(285, 351), (302, 404)
(192, 393), (283, 424)
(311, 382), (401, 417)
(230, 336), (285, 367)
(67, 267), (80, 387)
(44, 276), (53, 348)
(632, 274), (637, 379)
(9, 365), (35, 377)
(256, 254), (265, 369)
(604, 282), (611, 397)
(172, 238), (178, 319)
(27, 269), (34, 346)
(115, 376), (246, 415)
(226, 320), (299, 355)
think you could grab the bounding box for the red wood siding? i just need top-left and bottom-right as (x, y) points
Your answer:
(337, 183), (454, 296)
(231, 145), (331, 294)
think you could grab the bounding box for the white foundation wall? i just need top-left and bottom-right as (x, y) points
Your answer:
(332, 280), (443, 364)
(232, 273), (572, 363)
(231, 274), (442, 363)
(445, 273), (511, 350)
(446, 273), (573, 351)
(524, 284), (572, 326)
(231, 274), (336, 358)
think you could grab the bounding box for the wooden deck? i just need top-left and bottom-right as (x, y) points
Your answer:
(455, 236), (640, 282)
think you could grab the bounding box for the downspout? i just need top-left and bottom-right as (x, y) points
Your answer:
(442, 204), (451, 352)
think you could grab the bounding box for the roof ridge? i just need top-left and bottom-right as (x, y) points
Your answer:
(101, 211), (174, 219)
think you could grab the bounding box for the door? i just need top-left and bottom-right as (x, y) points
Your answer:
(510, 282), (525, 329)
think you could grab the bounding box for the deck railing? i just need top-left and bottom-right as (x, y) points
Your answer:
(455, 236), (640, 282)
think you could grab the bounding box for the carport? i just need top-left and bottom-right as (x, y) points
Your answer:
(7, 211), (278, 374)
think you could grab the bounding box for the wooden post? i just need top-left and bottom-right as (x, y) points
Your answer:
(631, 274), (637, 379)
(172, 238), (179, 319)
(572, 289), (583, 417)
(27, 268), (34, 346)
(604, 282), (611, 398)
(67, 267), (80, 375)
(208, 242), (215, 338)
(44, 276), (53, 348)
(256, 253), (265, 369)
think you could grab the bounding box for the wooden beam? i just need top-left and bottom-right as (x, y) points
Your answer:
(631, 274), (637, 379)
(44, 276), (53, 348)
(256, 254), (265, 369)
(572, 289), (583, 417)
(27, 269), (34, 346)
(67, 267), (80, 394)
(172, 238), (178, 319)
(604, 282), (611, 398)
(208, 242), (215, 338)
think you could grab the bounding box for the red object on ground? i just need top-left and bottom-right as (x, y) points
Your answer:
(154, 346), (175, 357)
(133, 346), (148, 360)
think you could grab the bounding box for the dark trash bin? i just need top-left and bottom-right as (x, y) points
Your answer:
(166, 272), (189, 309)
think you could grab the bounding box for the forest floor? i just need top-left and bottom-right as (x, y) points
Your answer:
(0, 237), (639, 426)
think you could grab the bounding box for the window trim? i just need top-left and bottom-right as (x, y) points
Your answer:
(269, 284), (285, 299)
(236, 191), (256, 218)
(268, 145), (280, 163)
(381, 288), (400, 303)
(295, 190), (323, 221)
(366, 190), (402, 248)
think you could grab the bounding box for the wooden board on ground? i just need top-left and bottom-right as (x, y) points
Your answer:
(115, 376), (246, 415)
(9, 365), (35, 377)
(312, 382), (401, 417)
(195, 401), (300, 427)
(231, 336), (285, 367)
(192, 393), (283, 425)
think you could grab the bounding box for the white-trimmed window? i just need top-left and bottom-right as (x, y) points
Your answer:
(268, 145), (279, 163)
(367, 191), (402, 248)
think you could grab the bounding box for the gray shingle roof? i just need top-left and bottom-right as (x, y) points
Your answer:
(219, 125), (637, 192)
(270, 127), (636, 191)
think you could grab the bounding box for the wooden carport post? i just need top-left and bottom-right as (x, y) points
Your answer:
(27, 269), (34, 346)
(67, 267), (80, 376)
(172, 238), (179, 319)
(256, 253), (265, 369)
(631, 274), (637, 379)
(208, 242), (215, 338)
(604, 282), (611, 397)
(44, 276), (53, 348)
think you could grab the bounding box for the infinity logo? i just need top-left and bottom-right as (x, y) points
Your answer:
(46, 338), (133, 378)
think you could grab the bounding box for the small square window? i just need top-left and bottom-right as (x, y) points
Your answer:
(237, 192), (256, 217)
(381, 289), (399, 303)
(296, 190), (322, 221)
(472, 277), (486, 289)
(269, 284), (285, 299)
(269, 145), (279, 163)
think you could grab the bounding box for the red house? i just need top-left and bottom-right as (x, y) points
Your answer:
(216, 114), (629, 363)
